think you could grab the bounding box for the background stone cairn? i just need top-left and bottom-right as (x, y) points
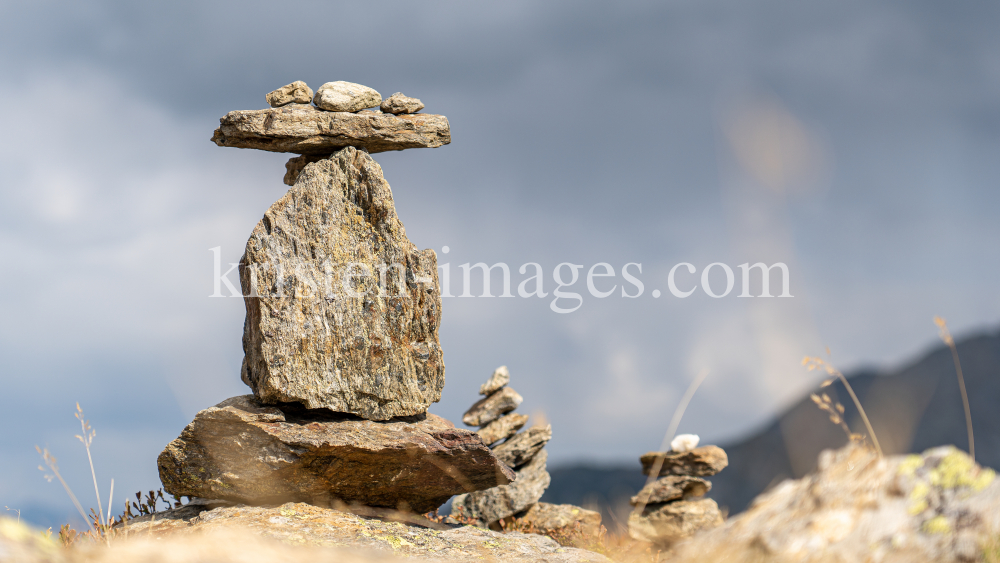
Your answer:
(627, 435), (728, 546)
(451, 367), (602, 536)
(156, 81), (514, 515)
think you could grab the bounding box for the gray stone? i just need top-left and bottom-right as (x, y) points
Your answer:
(627, 498), (724, 546)
(239, 146), (443, 420)
(477, 412), (529, 446)
(211, 104), (451, 155)
(380, 93), (424, 115)
(462, 387), (523, 427)
(266, 81), (313, 107)
(493, 425), (552, 469)
(630, 475), (711, 506)
(451, 449), (550, 525)
(313, 81), (381, 112)
(640, 445), (729, 477)
(479, 365), (510, 396)
(157, 395), (514, 513)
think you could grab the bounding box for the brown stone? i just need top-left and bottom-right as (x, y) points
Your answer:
(380, 93), (424, 115)
(493, 425), (552, 469)
(515, 502), (602, 537)
(211, 104), (450, 155)
(479, 365), (510, 396)
(627, 498), (724, 546)
(640, 445), (729, 477)
(266, 81), (314, 108)
(477, 412), (529, 446)
(282, 154), (325, 186)
(630, 475), (711, 506)
(157, 395), (514, 513)
(462, 387), (523, 427)
(239, 147), (443, 420)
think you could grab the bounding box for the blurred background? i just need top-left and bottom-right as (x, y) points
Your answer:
(1, 1), (998, 529)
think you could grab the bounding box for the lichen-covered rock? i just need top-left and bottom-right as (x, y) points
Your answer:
(157, 395), (514, 513)
(462, 387), (523, 427)
(627, 498), (724, 545)
(239, 146), (443, 420)
(477, 412), (529, 446)
(515, 502), (603, 537)
(669, 444), (1000, 563)
(380, 93), (424, 115)
(480, 365), (510, 396)
(451, 449), (550, 525)
(211, 104), (450, 154)
(266, 81), (314, 107)
(313, 81), (381, 112)
(640, 445), (728, 477)
(493, 425), (551, 469)
(282, 154), (325, 186)
(630, 475), (711, 506)
(118, 502), (611, 563)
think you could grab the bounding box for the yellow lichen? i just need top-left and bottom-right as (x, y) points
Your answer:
(922, 515), (952, 535)
(930, 450), (982, 489)
(908, 482), (930, 515)
(897, 455), (923, 477)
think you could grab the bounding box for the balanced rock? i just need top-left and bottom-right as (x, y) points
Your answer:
(239, 146), (443, 420)
(157, 395), (514, 513)
(516, 502), (603, 538)
(479, 365), (510, 395)
(630, 475), (711, 506)
(627, 499), (724, 545)
(451, 449), (551, 525)
(640, 445), (728, 477)
(380, 93), (424, 115)
(477, 412), (529, 446)
(493, 424), (552, 469)
(313, 81), (381, 112)
(266, 81), (314, 107)
(462, 387), (523, 427)
(211, 104), (451, 154)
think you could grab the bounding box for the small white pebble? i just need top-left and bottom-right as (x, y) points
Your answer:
(671, 434), (700, 453)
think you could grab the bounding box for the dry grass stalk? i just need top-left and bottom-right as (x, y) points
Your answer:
(934, 316), (975, 462)
(802, 356), (882, 457)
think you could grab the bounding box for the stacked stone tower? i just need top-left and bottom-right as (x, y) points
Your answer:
(157, 81), (512, 513)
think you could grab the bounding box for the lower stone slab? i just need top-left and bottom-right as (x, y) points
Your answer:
(157, 395), (514, 513)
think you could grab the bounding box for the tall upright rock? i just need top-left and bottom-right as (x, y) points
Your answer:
(239, 146), (443, 420)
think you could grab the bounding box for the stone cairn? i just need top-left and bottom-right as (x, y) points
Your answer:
(627, 435), (728, 546)
(450, 367), (602, 536)
(156, 81), (514, 514)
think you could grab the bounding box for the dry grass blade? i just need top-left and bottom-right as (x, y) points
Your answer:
(35, 446), (97, 535)
(803, 355), (882, 457)
(935, 316), (974, 462)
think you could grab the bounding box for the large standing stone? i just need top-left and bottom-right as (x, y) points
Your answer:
(266, 81), (314, 107)
(493, 425), (552, 469)
(627, 499), (724, 545)
(477, 412), (529, 446)
(462, 387), (523, 427)
(451, 449), (551, 525)
(313, 81), (382, 112)
(157, 396), (514, 513)
(239, 146), (443, 420)
(640, 446), (729, 477)
(211, 104), (451, 155)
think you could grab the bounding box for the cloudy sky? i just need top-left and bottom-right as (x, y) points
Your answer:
(2, 1), (999, 526)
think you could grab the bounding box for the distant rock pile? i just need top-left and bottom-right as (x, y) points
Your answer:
(627, 436), (728, 545)
(157, 81), (513, 513)
(451, 367), (601, 536)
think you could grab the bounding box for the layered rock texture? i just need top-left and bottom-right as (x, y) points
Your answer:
(669, 444), (1000, 563)
(158, 396), (513, 512)
(158, 81), (516, 516)
(239, 146), (443, 420)
(628, 441), (727, 545)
